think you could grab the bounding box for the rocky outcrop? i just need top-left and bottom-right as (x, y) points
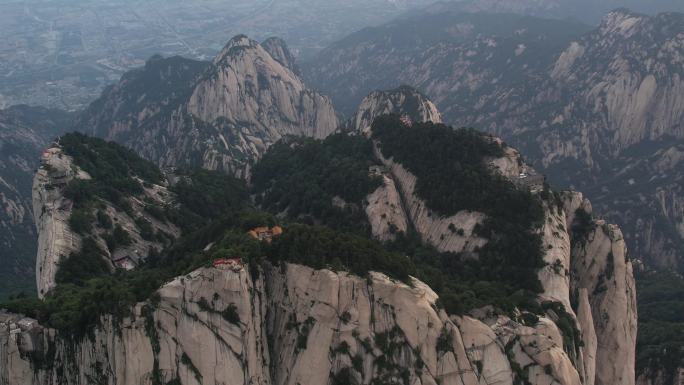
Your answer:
(362, 129), (636, 384)
(3, 131), (638, 384)
(32, 143), (179, 298)
(364, 126), (528, 254)
(568, 195), (638, 385)
(354, 86), (442, 134)
(359, 87), (446, 242)
(545, 9), (684, 157)
(77, 35), (339, 177)
(372, 148), (488, 254)
(364, 173), (409, 242)
(0, 106), (73, 297)
(1, 260), (612, 385)
(32, 147), (85, 298)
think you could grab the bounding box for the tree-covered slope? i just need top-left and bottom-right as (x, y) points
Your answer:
(254, 115), (548, 314)
(1, 119), (637, 385)
(636, 269), (684, 383)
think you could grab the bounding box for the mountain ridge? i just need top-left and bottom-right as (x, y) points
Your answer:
(304, 8), (684, 275)
(0, 96), (637, 384)
(77, 35), (339, 177)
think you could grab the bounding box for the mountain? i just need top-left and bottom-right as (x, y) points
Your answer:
(304, 8), (684, 274)
(0, 102), (636, 384)
(0, 106), (73, 298)
(33, 133), (181, 298)
(353, 86), (443, 133)
(253, 104), (637, 385)
(304, 11), (591, 117)
(0, 34), (338, 297)
(450, 0), (684, 23)
(77, 35), (339, 177)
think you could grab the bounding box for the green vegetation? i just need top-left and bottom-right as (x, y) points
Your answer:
(221, 304), (240, 325)
(372, 115), (505, 216)
(254, 116), (546, 316)
(398, 230), (542, 314)
(61, 132), (163, 211)
(181, 352), (202, 383)
(54, 238), (109, 286)
(96, 210), (113, 229)
(371, 115), (545, 314)
(295, 317), (316, 353)
(1, 154), (253, 335)
(636, 270), (684, 381)
(541, 301), (581, 360)
(571, 208), (595, 242)
(1, 208), (414, 335)
(168, 169), (248, 233)
(266, 224), (414, 283)
(2, 122), (551, 341)
(252, 134), (381, 234)
(55, 133), (171, 284)
(68, 207), (94, 235)
(1, 274), (163, 334)
(436, 328), (454, 354)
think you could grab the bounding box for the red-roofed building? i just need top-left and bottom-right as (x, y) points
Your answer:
(213, 258), (243, 271)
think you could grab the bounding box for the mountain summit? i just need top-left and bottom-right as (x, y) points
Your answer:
(77, 35), (338, 177)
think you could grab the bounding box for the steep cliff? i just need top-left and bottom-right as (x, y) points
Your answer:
(1, 103), (638, 384)
(77, 35), (339, 177)
(32, 134), (179, 298)
(0, 251), (633, 385)
(251, 104), (637, 384)
(367, 120), (636, 385)
(0, 106), (73, 297)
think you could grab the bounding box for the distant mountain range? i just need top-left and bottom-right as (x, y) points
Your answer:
(450, 0), (684, 23)
(305, 8), (684, 273)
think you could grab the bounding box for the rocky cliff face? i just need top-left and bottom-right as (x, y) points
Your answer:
(566, 195), (638, 385)
(305, 8), (684, 275)
(33, 142), (179, 298)
(0, 106), (73, 297)
(358, 89), (524, 248)
(1, 241), (635, 385)
(1, 113), (638, 385)
(261, 37), (300, 75)
(77, 35), (338, 177)
(354, 86), (442, 134)
(355, 93), (637, 385)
